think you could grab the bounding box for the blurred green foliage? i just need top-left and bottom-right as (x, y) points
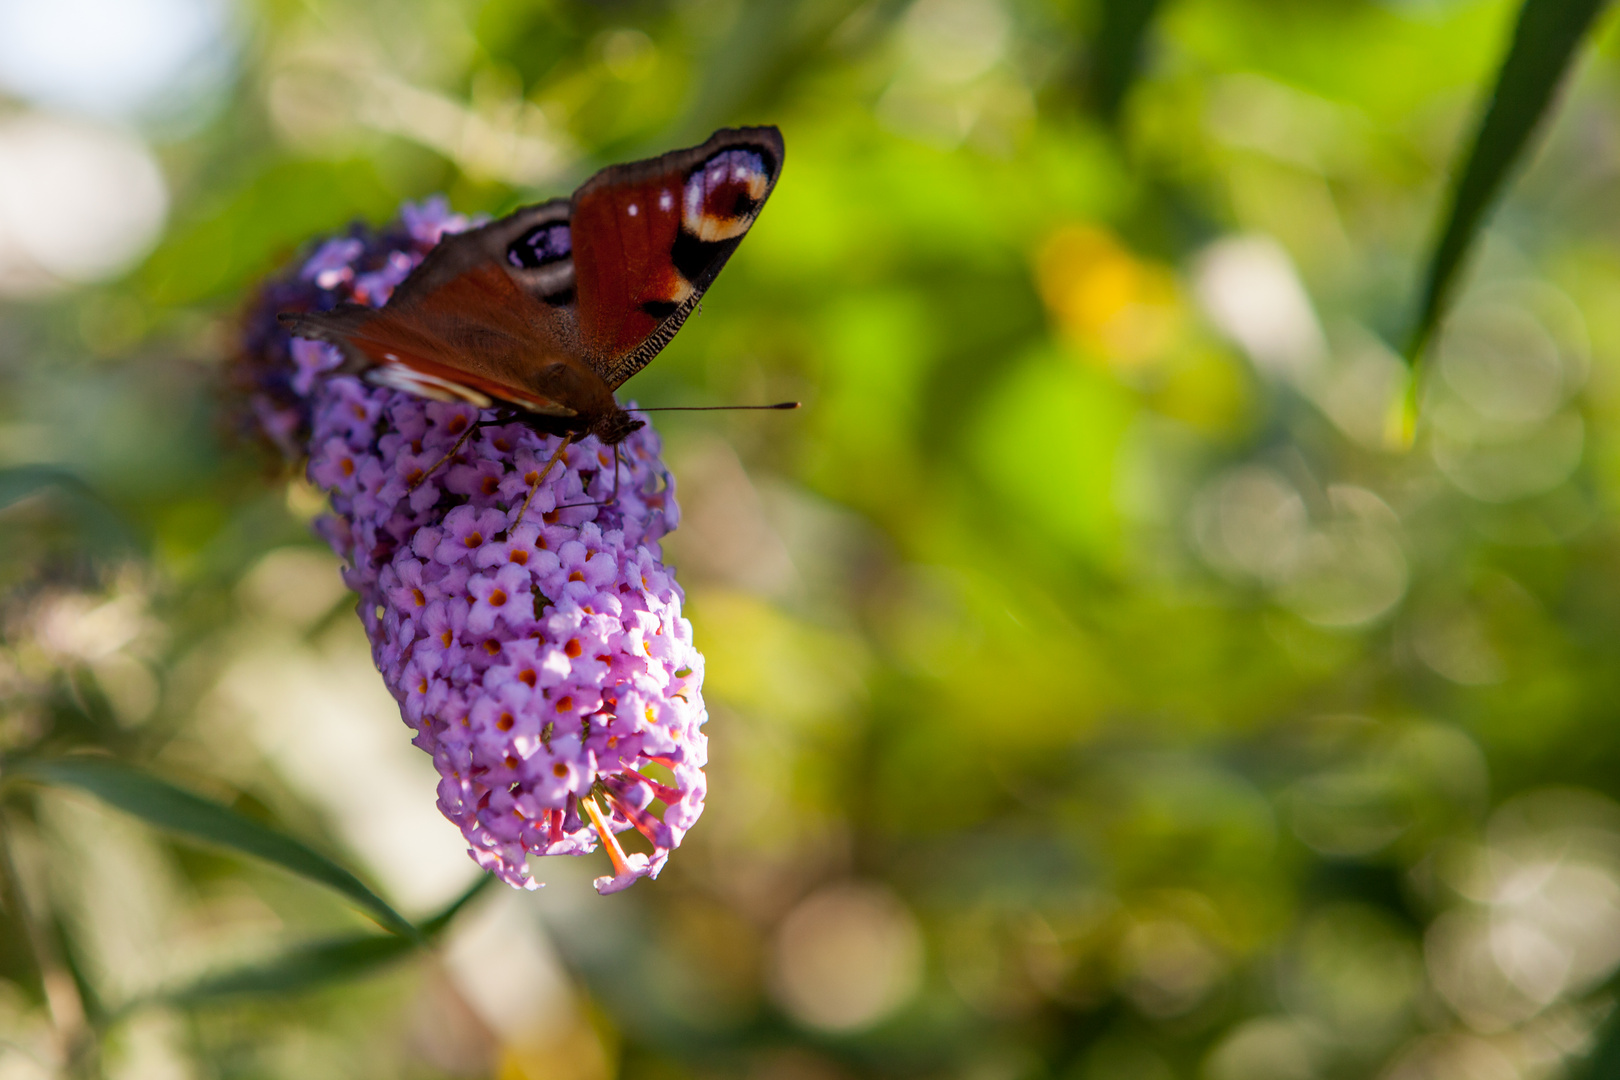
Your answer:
(4, 0), (1620, 1077)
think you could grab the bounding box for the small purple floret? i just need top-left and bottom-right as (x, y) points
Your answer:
(234, 202), (707, 894)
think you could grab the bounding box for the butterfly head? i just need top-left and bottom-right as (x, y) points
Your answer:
(591, 407), (645, 446)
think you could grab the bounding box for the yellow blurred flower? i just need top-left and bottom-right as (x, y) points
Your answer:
(1035, 224), (1183, 372)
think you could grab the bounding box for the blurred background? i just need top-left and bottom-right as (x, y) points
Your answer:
(3, 0), (1620, 1077)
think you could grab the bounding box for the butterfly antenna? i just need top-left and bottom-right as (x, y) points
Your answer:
(627, 401), (800, 412)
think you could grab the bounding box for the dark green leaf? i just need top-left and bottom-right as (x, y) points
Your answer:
(134, 871), (493, 1010)
(161, 934), (417, 1005)
(1407, 0), (1611, 362)
(0, 464), (137, 554)
(420, 872), (496, 937)
(6, 757), (417, 940)
(1090, 0), (1167, 123)
(0, 464), (82, 512)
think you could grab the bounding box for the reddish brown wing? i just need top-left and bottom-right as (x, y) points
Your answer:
(280, 127), (782, 412)
(569, 126), (784, 389)
(280, 199), (612, 420)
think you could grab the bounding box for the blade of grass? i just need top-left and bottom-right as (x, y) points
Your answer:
(1406, 0), (1611, 363)
(6, 756), (418, 940)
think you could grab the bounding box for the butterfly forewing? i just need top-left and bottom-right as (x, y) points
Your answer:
(570, 126), (784, 389)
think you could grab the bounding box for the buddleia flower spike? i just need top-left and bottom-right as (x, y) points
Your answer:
(233, 199), (708, 893)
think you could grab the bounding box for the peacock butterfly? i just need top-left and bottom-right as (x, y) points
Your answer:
(278, 126), (785, 446)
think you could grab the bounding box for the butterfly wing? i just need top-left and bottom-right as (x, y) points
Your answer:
(279, 199), (611, 419)
(567, 125), (784, 389)
(280, 126), (783, 413)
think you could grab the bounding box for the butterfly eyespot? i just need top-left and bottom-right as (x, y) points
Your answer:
(683, 148), (770, 242)
(507, 222), (571, 269)
(627, 203), (639, 217)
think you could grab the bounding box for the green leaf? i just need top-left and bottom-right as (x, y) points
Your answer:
(1091, 0), (1168, 123)
(0, 464), (136, 554)
(137, 871), (494, 1010)
(163, 934), (417, 1004)
(0, 464), (79, 511)
(6, 756), (418, 940)
(421, 873), (496, 937)
(1407, 0), (1612, 362)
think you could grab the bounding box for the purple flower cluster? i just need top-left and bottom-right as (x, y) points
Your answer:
(235, 200), (707, 893)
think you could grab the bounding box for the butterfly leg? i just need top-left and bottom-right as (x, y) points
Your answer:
(516, 433), (575, 523)
(408, 409), (519, 493)
(555, 441), (625, 512)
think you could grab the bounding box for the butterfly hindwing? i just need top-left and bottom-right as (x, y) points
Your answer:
(281, 202), (600, 417)
(569, 126), (784, 389)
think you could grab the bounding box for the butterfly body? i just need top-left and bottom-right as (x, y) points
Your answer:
(279, 126), (784, 445)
